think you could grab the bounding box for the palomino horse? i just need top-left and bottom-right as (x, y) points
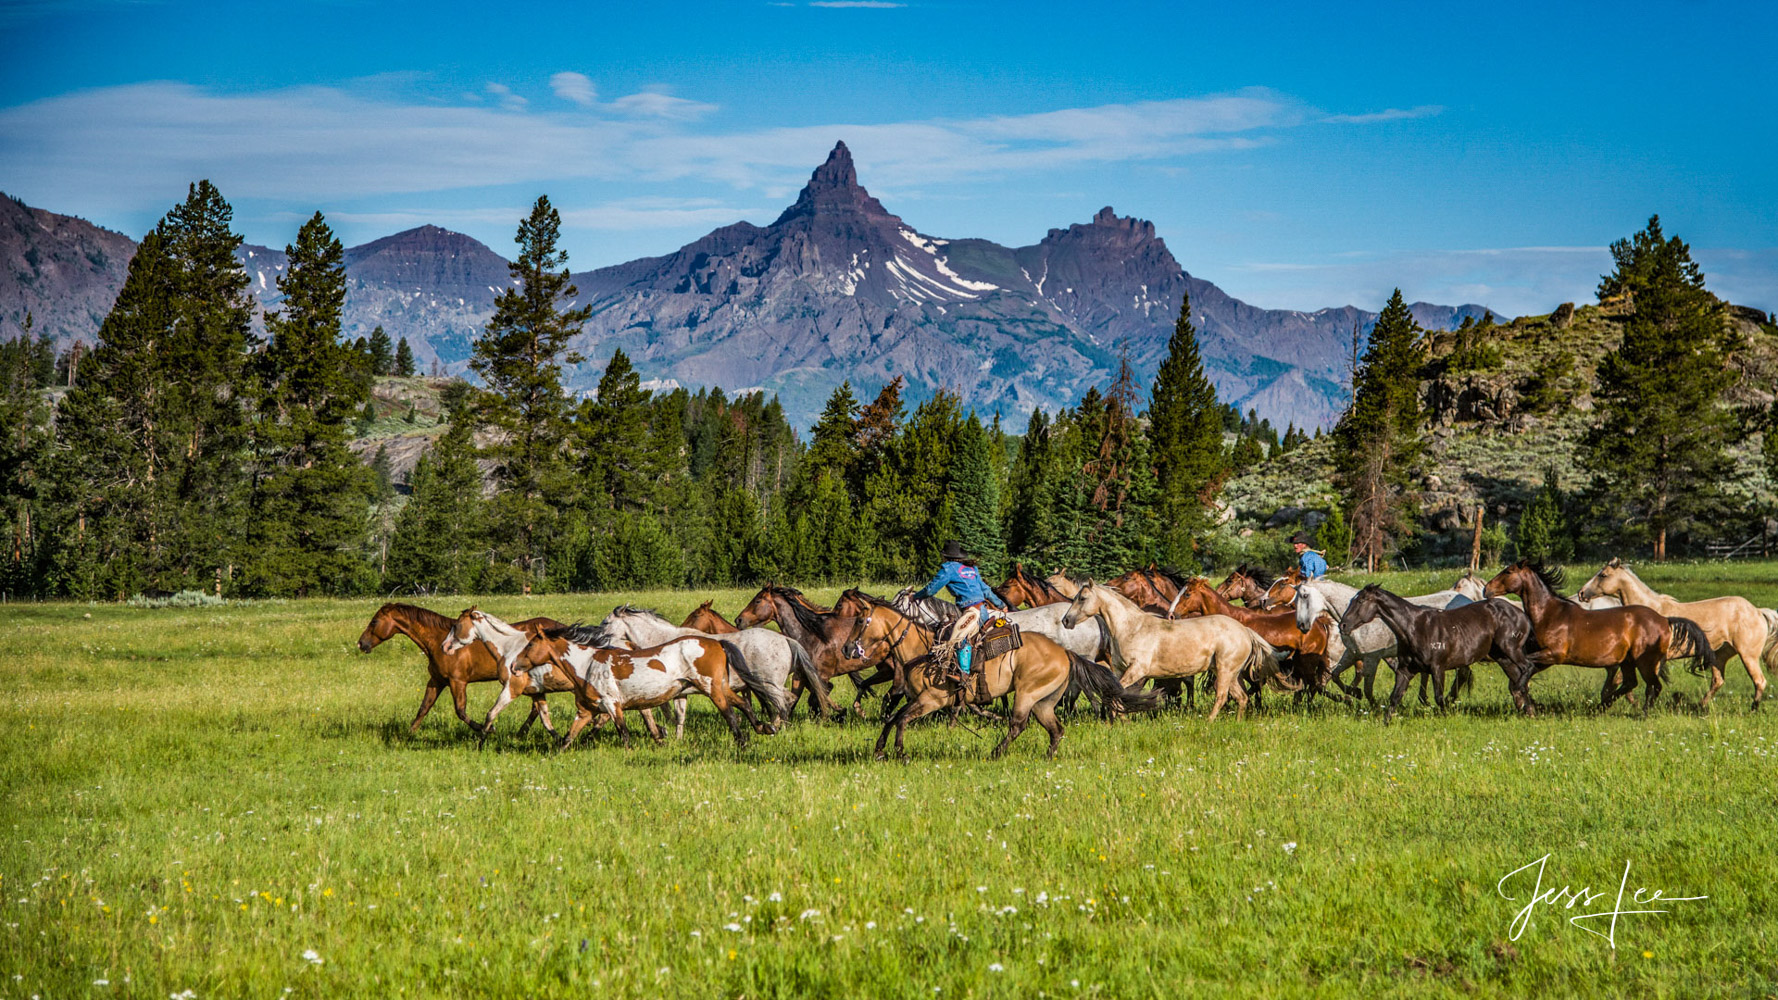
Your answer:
(1484, 562), (1715, 712)
(997, 563), (1071, 608)
(681, 601), (740, 633)
(1045, 572), (1083, 599)
(842, 598), (1157, 760)
(1577, 558), (1768, 708)
(446, 609), (775, 749)
(1061, 582), (1290, 720)
(1172, 578), (1337, 698)
(357, 603), (569, 737)
(1339, 585), (1537, 719)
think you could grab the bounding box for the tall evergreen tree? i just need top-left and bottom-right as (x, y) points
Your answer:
(1334, 289), (1424, 571)
(1147, 290), (1227, 562)
(803, 381), (860, 487)
(394, 337), (416, 377)
(470, 195), (590, 590)
(1580, 216), (1735, 559)
(45, 181), (255, 597)
(240, 212), (375, 596)
(367, 326), (394, 376)
(950, 416), (1006, 578)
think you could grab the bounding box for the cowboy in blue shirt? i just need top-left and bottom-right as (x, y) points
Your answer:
(1292, 533), (1328, 580)
(915, 540), (1006, 692)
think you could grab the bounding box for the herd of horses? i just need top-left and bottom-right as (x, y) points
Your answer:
(355, 557), (1773, 760)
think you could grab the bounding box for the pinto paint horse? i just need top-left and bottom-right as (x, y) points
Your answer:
(357, 603), (570, 738)
(1484, 562), (1715, 713)
(1576, 557), (1769, 708)
(444, 609), (776, 749)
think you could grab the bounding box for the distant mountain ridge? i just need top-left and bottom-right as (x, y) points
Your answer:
(0, 149), (1495, 430)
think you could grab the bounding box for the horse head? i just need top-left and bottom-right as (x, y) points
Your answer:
(1577, 559), (1627, 602)
(1339, 585), (1385, 632)
(734, 586), (778, 629)
(359, 603), (403, 652)
(1061, 579), (1102, 629)
(440, 606), (484, 654)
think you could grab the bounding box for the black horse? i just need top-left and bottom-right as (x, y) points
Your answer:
(1340, 585), (1539, 720)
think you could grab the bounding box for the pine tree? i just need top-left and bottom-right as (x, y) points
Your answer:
(1147, 291), (1227, 562)
(1516, 466), (1571, 564)
(1580, 216), (1734, 559)
(394, 337), (416, 377)
(950, 416), (1006, 578)
(240, 212), (375, 596)
(1314, 503), (1353, 568)
(1334, 289), (1425, 571)
(577, 348), (654, 516)
(0, 326), (52, 595)
(470, 196), (591, 590)
(803, 381), (860, 487)
(368, 327), (394, 376)
(45, 181), (255, 597)
(385, 393), (488, 594)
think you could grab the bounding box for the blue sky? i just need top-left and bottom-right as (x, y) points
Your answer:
(2, 0), (1773, 315)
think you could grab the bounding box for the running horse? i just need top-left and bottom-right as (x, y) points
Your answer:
(357, 603), (570, 737)
(1216, 565), (1279, 610)
(1338, 585), (1538, 720)
(681, 601), (740, 633)
(1106, 564), (1186, 615)
(734, 584), (872, 720)
(1576, 557), (1769, 708)
(1171, 577), (1339, 698)
(1484, 561), (1716, 712)
(842, 596), (1158, 760)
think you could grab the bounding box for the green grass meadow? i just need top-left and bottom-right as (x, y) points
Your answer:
(4, 563), (1778, 997)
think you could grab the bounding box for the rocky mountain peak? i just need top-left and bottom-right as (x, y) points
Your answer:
(1044, 206), (1160, 248)
(773, 140), (894, 224)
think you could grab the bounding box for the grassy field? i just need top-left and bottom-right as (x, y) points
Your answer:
(4, 562), (1778, 997)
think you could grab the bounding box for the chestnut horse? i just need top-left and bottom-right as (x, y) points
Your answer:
(1215, 565), (1278, 609)
(842, 596), (1158, 760)
(1484, 562), (1715, 712)
(681, 601), (740, 633)
(357, 603), (569, 737)
(1576, 558), (1768, 708)
(997, 563), (1071, 608)
(733, 584), (868, 720)
(1107, 564), (1187, 614)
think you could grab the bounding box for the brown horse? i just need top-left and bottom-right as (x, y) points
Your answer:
(1484, 562), (1716, 712)
(843, 597), (1157, 759)
(1216, 565), (1279, 609)
(1576, 557), (1768, 708)
(1107, 564), (1186, 613)
(357, 603), (569, 737)
(731, 584), (855, 719)
(681, 600), (740, 633)
(997, 563), (1071, 608)
(1172, 578), (1337, 697)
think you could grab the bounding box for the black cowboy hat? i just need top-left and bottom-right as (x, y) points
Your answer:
(941, 540), (970, 561)
(1290, 532), (1312, 545)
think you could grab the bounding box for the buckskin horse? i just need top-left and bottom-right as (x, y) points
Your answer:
(1338, 585), (1538, 720)
(1577, 557), (1769, 708)
(1061, 582), (1292, 721)
(842, 595), (1157, 760)
(357, 603), (570, 738)
(1484, 562), (1715, 712)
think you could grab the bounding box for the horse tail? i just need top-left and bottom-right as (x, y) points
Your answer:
(1242, 632), (1300, 691)
(1095, 616), (1126, 673)
(720, 640), (789, 722)
(786, 638), (836, 720)
(1068, 652), (1160, 715)
(1666, 617), (1717, 678)
(1454, 664), (1475, 699)
(1760, 609), (1778, 676)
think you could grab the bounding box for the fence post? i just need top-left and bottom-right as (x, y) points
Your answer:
(1469, 505), (1484, 572)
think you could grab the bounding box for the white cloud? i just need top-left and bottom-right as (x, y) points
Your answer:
(610, 88), (718, 121)
(1321, 105), (1443, 125)
(550, 71), (597, 107)
(809, 1), (906, 7)
(484, 82), (527, 111)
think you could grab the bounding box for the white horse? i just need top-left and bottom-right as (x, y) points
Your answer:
(1293, 577), (1481, 701)
(590, 605), (811, 733)
(1061, 582), (1288, 721)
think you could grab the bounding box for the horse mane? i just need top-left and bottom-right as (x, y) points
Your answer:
(783, 592), (833, 635)
(1152, 565), (1190, 589)
(546, 622), (602, 645)
(841, 587), (897, 610)
(1517, 561), (1575, 604)
(380, 603), (455, 630)
(611, 603), (670, 623)
(1233, 563), (1278, 588)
